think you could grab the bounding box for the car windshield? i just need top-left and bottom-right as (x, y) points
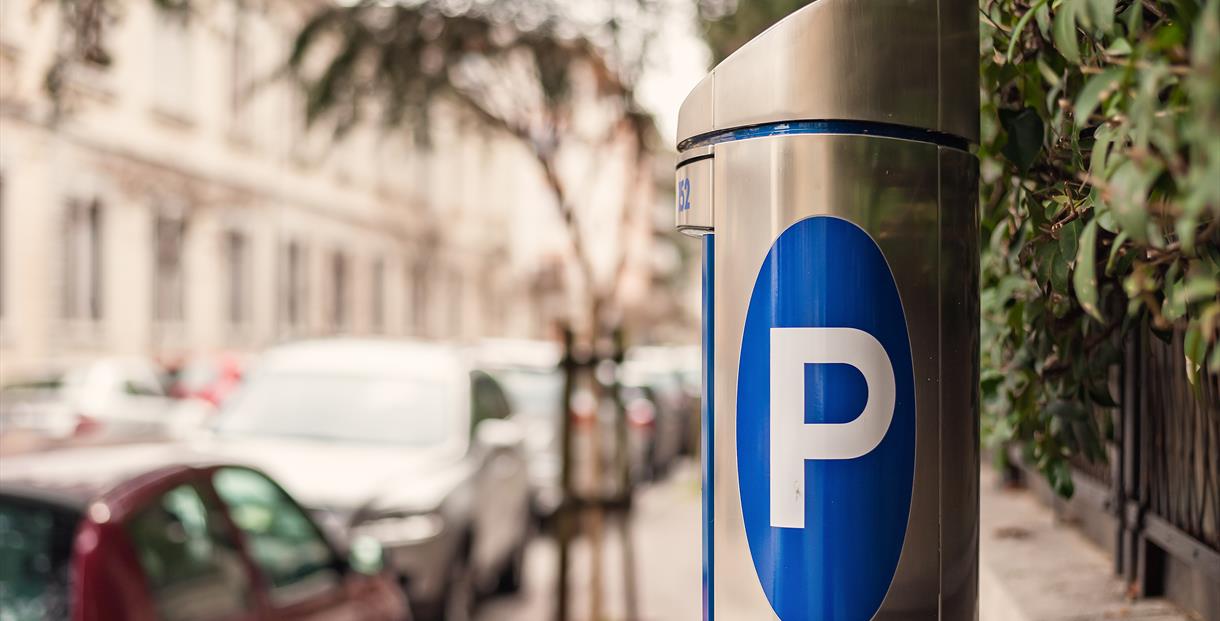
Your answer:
(215, 372), (459, 447)
(0, 498), (78, 621)
(493, 367), (563, 419)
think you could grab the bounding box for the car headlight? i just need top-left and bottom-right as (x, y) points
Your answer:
(353, 513), (445, 546)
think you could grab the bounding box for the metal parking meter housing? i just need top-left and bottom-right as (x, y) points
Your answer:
(678, 2), (979, 620)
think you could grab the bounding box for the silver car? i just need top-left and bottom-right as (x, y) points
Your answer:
(198, 339), (532, 621)
(474, 339), (565, 520)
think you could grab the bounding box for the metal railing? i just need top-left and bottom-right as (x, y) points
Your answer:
(1015, 322), (1219, 619)
(1113, 325), (1217, 617)
(1139, 328), (1219, 553)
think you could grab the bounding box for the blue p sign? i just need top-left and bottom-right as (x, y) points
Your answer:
(737, 216), (916, 621)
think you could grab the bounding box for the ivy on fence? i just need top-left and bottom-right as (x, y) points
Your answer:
(979, 0), (1220, 496)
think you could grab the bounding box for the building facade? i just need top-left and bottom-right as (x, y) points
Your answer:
(0, 0), (570, 380)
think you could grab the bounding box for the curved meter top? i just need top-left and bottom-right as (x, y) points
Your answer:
(676, 0), (979, 150)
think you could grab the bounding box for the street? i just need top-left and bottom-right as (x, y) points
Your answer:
(478, 462), (702, 621)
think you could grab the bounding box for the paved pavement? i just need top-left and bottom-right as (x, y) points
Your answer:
(476, 461), (1191, 621)
(476, 461), (702, 621)
(978, 466), (1189, 621)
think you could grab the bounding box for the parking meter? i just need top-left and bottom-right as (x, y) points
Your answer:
(676, 2), (979, 620)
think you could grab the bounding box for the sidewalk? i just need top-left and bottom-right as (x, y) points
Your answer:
(478, 462), (1192, 621)
(979, 465), (1191, 621)
(476, 462), (702, 620)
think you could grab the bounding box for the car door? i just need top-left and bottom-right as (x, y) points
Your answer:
(121, 479), (262, 621)
(209, 466), (389, 621)
(469, 372), (529, 582)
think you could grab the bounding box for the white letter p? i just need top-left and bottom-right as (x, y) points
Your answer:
(769, 327), (896, 529)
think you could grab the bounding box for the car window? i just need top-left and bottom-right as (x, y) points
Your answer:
(491, 367), (564, 420)
(0, 497), (78, 621)
(212, 468), (340, 606)
(123, 362), (167, 397)
(124, 484), (253, 621)
(216, 372), (459, 447)
(471, 371), (511, 428)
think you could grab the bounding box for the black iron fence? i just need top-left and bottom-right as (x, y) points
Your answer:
(1139, 328), (1220, 554)
(1121, 326), (1220, 618)
(1017, 322), (1219, 619)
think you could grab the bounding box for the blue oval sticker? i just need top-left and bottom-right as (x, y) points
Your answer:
(737, 216), (916, 621)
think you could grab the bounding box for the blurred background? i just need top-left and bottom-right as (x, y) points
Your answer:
(1, 0), (1217, 620)
(0, 0), (714, 619)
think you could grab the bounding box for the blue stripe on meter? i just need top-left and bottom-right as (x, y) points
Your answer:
(701, 234), (714, 621)
(736, 216), (916, 621)
(677, 119), (970, 153)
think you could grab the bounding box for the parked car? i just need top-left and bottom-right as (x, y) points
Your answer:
(200, 339), (533, 621)
(167, 353), (248, 408)
(474, 339), (565, 520)
(623, 346), (701, 466)
(0, 443), (409, 621)
(0, 357), (182, 443)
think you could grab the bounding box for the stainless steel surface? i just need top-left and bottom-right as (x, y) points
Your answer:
(676, 75), (713, 148)
(677, 144), (713, 166)
(938, 146), (981, 620)
(706, 133), (977, 620)
(676, 156), (714, 235)
(939, 0), (982, 141)
(675, 0), (979, 145)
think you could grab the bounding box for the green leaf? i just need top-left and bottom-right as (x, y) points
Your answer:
(1074, 219), (1103, 321)
(1000, 108), (1046, 172)
(1176, 214), (1200, 255)
(1008, 0), (1053, 60)
(1177, 275), (1220, 305)
(1184, 325), (1206, 368)
(1105, 38), (1132, 56)
(1086, 0), (1116, 32)
(1054, 0), (1082, 63)
(1088, 380), (1119, 408)
(1105, 231), (1129, 275)
(1052, 250), (1071, 295)
(1074, 67), (1124, 125)
(1036, 1), (1054, 38)
(1059, 218), (1082, 262)
(1049, 458), (1076, 498)
(1108, 161), (1152, 242)
(1121, 0), (1142, 34)
(1036, 241), (1059, 284)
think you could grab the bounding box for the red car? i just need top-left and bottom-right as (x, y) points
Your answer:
(0, 445), (409, 621)
(168, 353), (248, 407)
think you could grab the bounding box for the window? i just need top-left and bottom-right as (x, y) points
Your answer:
(0, 498), (78, 620)
(0, 0), (23, 47)
(124, 484), (252, 621)
(409, 257), (429, 336)
(471, 371), (511, 430)
(448, 267), (464, 337)
(0, 173), (5, 322)
(228, 6), (252, 136)
(280, 241), (307, 331)
(217, 372), (460, 447)
(224, 230), (249, 326)
(62, 198), (102, 321)
(370, 258), (384, 333)
(152, 7), (193, 119)
(330, 251), (347, 331)
(212, 468), (340, 604)
(153, 209), (185, 323)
